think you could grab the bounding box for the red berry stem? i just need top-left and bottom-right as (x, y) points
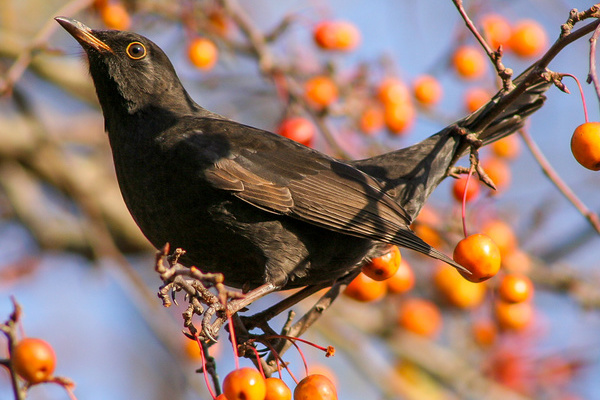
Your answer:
(64, 385), (79, 400)
(227, 312), (240, 370)
(263, 334), (333, 355)
(264, 342), (283, 379)
(249, 345), (266, 379)
(290, 339), (310, 377)
(50, 378), (79, 400)
(562, 73), (589, 123)
(272, 71), (290, 103)
(196, 336), (218, 399)
(461, 166), (475, 238)
(275, 356), (283, 380)
(255, 339), (299, 384)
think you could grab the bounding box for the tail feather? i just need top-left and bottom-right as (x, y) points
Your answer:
(352, 68), (551, 271)
(351, 68), (551, 220)
(391, 228), (470, 274)
(463, 69), (551, 146)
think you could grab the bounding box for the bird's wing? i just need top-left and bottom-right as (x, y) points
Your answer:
(190, 118), (426, 247)
(171, 117), (464, 271)
(204, 158), (294, 213)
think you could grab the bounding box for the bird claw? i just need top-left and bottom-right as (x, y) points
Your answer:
(201, 304), (222, 342)
(170, 287), (179, 306)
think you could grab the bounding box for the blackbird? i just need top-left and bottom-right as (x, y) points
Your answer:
(55, 18), (549, 299)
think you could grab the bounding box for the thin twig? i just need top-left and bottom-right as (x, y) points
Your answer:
(561, 5), (600, 37)
(218, 0), (351, 159)
(0, 0), (94, 95)
(461, 164), (475, 238)
(451, 0), (513, 88)
(471, 16), (600, 136)
(586, 22), (600, 108)
(0, 298), (25, 400)
(561, 73), (589, 122)
(197, 336), (218, 399)
(519, 129), (600, 234)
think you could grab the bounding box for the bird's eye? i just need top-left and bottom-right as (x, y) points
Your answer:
(126, 42), (146, 60)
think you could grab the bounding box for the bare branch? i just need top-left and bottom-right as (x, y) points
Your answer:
(519, 129), (600, 234)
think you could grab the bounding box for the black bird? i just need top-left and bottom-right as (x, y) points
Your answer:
(55, 18), (549, 302)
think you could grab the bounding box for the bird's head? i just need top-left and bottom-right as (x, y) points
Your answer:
(55, 17), (195, 120)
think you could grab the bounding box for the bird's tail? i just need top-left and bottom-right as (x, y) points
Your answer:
(462, 66), (551, 146)
(402, 233), (469, 273)
(352, 68), (552, 220)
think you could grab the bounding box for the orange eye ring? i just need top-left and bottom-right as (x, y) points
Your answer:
(126, 42), (146, 59)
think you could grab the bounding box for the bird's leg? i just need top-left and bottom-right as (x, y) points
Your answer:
(203, 282), (280, 340)
(265, 276), (351, 364)
(210, 278), (352, 375)
(241, 271), (358, 375)
(228, 282), (280, 314)
(447, 126), (498, 190)
(241, 283), (331, 331)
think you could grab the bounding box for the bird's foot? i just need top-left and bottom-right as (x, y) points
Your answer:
(201, 282), (279, 340)
(453, 125), (483, 149)
(448, 126), (498, 190)
(154, 244), (281, 341)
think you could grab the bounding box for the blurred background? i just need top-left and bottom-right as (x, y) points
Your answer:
(1, 0), (600, 399)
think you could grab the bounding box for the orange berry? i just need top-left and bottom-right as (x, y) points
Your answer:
(502, 249), (532, 274)
(384, 102), (416, 134)
(308, 364), (338, 388)
(313, 22), (337, 49)
(412, 206), (443, 248)
(216, 394), (228, 400)
(223, 368), (266, 400)
(489, 350), (530, 393)
(314, 21), (360, 51)
(412, 224), (442, 249)
(491, 135), (521, 160)
(343, 272), (387, 302)
(482, 157), (511, 193)
(452, 46), (487, 80)
(509, 20), (548, 58)
(100, 2), (131, 30)
(480, 14), (512, 50)
(265, 377), (292, 400)
(305, 76), (338, 109)
(494, 299), (533, 331)
(362, 245), (402, 281)
(412, 75), (443, 106)
(481, 219), (517, 258)
(330, 22), (361, 51)
(453, 233), (501, 282)
(358, 105), (384, 135)
(184, 338), (221, 360)
(377, 78), (411, 105)
(277, 117), (316, 147)
(386, 259), (415, 294)
(184, 338), (201, 360)
(12, 338), (56, 384)
(464, 87), (491, 113)
(570, 122), (600, 170)
(538, 356), (577, 388)
(452, 175), (480, 203)
(471, 319), (497, 347)
(397, 298), (442, 337)
(207, 11), (230, 36)
(294, 374), (337, 400)
(92, 0), (108, 10)
(498, 273), (534, 303)
(188, 37), (218, 70)
(433, 263), (486, 309)
(415, 205), (441, 226)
